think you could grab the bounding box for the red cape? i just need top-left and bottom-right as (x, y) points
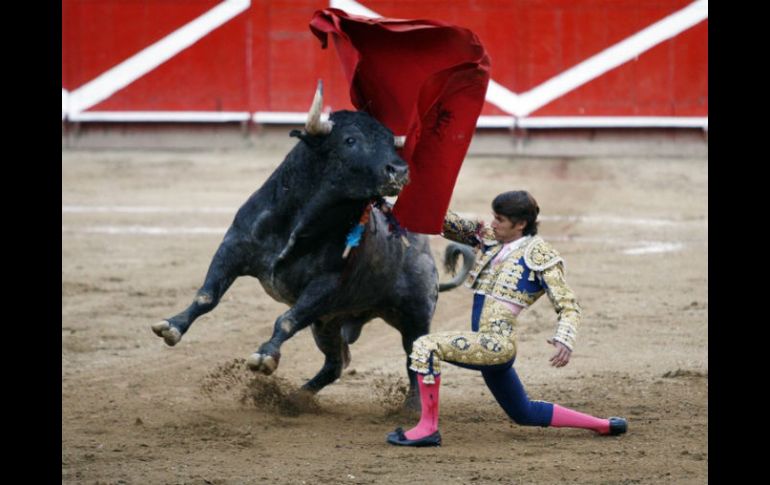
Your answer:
(310, 9), (490, 234)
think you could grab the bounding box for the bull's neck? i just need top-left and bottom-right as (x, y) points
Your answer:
(272, 143), (369, 229)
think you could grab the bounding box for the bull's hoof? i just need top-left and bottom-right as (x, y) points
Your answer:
(246, 352), (280, 375)
(151, 320), (182, 347)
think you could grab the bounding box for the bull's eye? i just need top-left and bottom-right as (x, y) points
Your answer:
(345, 137), (356, 146)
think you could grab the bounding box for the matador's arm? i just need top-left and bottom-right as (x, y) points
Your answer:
(540, 263), (582, 351)
(441, 210), (495, 248)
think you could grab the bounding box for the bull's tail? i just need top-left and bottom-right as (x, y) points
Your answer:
(438, 243), (476, 292)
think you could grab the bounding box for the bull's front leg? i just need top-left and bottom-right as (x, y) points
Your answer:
(247, 275), (337, 375)
(151, 235), (244, 346)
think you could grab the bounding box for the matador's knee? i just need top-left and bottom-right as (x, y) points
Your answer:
(408, 335), (441, 383)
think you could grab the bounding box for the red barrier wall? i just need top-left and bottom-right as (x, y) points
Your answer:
(62, 0), (708, 127)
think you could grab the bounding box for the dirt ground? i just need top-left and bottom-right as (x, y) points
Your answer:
(62, 145), (707, 484)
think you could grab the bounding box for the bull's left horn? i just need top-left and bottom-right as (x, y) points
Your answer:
(305, 80), (334, 136)
(394, 135), (406, 148)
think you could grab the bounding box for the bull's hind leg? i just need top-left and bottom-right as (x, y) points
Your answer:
(398, 322), (431, 411)
(380, 312), (433, 411)
(151, 237), (244, 346)
(388, 248), (439, 410)
(302, 319), (351, 393)
(385, 296), (436, 411)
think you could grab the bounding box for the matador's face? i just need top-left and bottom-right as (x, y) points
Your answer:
(491, 212), (526, 243)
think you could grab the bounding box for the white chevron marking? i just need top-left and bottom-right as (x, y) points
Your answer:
(66, 0), (250, 116)
(335, 0), (707, 117)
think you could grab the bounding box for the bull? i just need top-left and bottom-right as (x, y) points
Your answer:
(151, 81), (473, 407)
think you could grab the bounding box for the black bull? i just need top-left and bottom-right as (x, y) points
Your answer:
(151, 109), (473, 408)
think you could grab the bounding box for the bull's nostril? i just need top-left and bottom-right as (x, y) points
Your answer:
(385, 164), (397, 174)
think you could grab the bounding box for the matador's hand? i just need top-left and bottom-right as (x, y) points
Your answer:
(547, 339), (571, 367)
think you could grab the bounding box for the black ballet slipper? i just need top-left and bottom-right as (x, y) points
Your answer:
(606, 417), (628, 436)
(386, 427), (442, 447)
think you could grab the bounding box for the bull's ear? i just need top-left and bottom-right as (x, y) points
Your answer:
(289, 129), (323, 148)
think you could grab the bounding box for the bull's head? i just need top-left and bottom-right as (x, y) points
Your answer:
(294, 80), (410, 199)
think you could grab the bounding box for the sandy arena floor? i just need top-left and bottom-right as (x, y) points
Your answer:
(62, 146), (707, 484)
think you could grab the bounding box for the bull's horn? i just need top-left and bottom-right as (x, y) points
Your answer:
(394, 135), (406, 148)
(305, 80), (334, 135)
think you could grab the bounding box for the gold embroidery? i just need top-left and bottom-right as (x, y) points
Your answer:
(498, 262), (525, 289)
(524, 237), (563, 271)
(466, 246), (502, 283)
(465, 243), (547, 307)
(442, 211), (492, 248)
(489, 320), (514, 338)
(541, 263), (581, 350)
(408, 313), (519, 377)
(451, 336), (471, 351)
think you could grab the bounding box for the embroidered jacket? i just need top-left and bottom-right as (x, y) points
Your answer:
(442, 210), (581, 350)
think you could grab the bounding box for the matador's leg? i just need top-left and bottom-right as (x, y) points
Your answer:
(387, 329), (516, 447)
(407, 330), (517, 381)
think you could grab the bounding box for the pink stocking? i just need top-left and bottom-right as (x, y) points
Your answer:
(404, 374), (441, 440)
(550, 404), (611, 434)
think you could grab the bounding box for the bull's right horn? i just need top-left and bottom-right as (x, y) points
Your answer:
(394, 136), (406, 148)
(305, 80), (334, 136)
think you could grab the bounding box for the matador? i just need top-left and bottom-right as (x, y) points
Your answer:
(387, 190), (627, 447)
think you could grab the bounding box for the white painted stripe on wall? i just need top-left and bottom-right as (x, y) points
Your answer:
(69, 111), (251, 122)
(334, 0), (707, 118)
(484, 81), (522, 118)
(503, 0), (708, 117)
(67, 0), (250, 115)
(253, 112), (306, 124)
(253, 111), (331, 124)
(478, 116), (708, 129)
(518, 117), (708, 129)
(476, 116), (516, 128)
(66, 112), (708, 128)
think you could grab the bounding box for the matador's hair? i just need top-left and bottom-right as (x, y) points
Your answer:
(492, 190), (540, 236)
